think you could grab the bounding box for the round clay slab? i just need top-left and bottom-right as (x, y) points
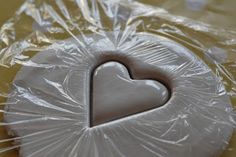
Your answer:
(4, 32), (233, 157)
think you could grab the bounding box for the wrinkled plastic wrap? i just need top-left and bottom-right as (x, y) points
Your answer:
(0, 0), (236, 157)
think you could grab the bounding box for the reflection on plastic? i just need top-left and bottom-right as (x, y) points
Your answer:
(185, 0), (209, 11)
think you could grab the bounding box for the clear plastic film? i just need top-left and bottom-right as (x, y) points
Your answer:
(0, 0), (236, 157)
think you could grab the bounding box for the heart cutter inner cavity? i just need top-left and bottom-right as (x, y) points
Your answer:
(90, 61), (170, 127)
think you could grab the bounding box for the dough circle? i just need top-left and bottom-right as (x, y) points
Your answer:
(4, 32), (233, 157)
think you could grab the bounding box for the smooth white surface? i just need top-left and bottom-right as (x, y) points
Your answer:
(92, 61), (169, 126)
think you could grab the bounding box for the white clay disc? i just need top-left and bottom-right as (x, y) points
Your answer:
(4, 32), (233, 157)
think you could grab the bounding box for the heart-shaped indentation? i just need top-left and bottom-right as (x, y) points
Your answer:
(92, 62), (170, 126)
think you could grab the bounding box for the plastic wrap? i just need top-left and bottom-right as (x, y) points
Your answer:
(0, 0), (236, 157)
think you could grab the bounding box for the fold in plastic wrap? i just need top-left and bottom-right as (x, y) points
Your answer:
(0, 0), (236, 157)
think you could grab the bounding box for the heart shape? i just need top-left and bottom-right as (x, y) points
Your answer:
(92, 62), (169, 126)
